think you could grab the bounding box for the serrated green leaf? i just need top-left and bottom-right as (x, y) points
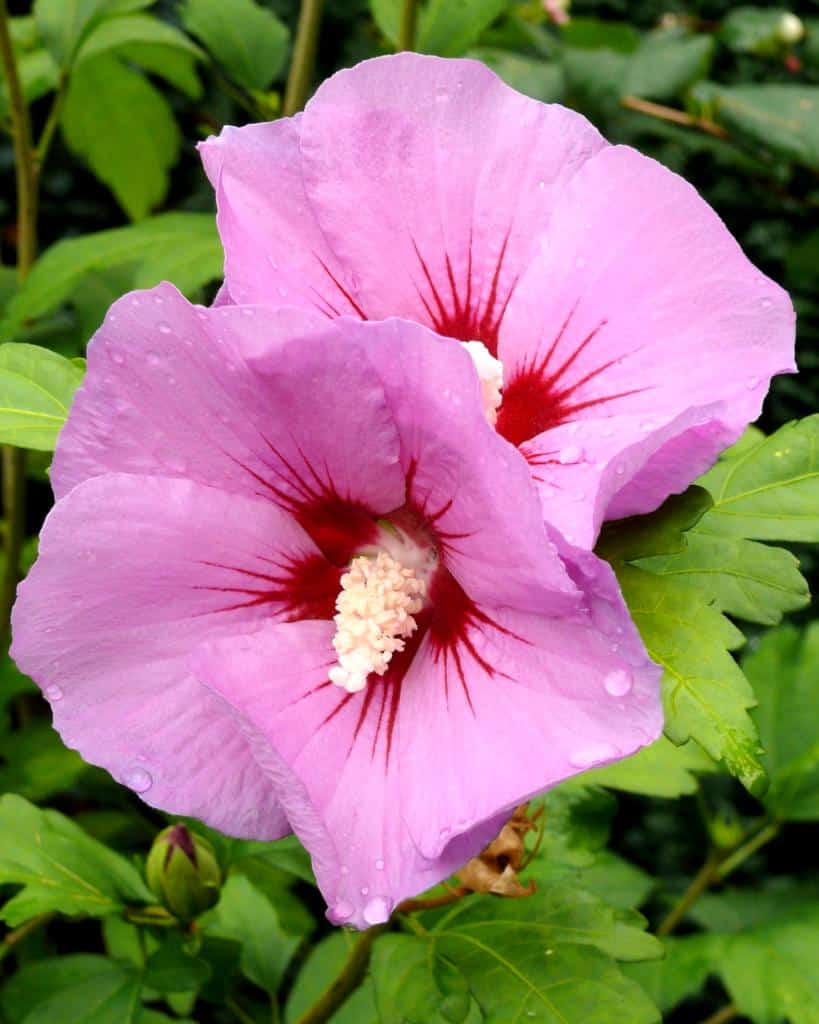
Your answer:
(744, 624), (819, 821)
(61, 52), (180, 220)
(581, 736), (716, 798)
(34, 0), (153, 65)
(200, 874), (299, 995)
(697, 416), (819, 541)
(285, 932), (378, 1024)
(0, 794), (153, 926)
(180, 0), (289, 90)
(534, 781), (615, 867)
(597, 486), (713, 562)
(0, 955), (141, 1024)
(617, 565), (765, 794)
(638, 531), (809, 626)
(1, 214), (221, 337)
(624, 934), (717, 1014)
(0, 343), (83, 451)
(0, 720), (88, 801)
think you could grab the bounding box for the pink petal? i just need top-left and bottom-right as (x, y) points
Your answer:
(299, 54), (604, 348)
(10, 472), (334, 837)
(343, 316), (579, 611)
(199, 117), (360, 314)
(499, 145), (795, 523)
(52, 285), (405, 558)
(194, 540), (660, 924)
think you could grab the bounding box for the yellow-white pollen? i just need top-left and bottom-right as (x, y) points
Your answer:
(329, 551), (426, 694)
(461, 341), (504, 426)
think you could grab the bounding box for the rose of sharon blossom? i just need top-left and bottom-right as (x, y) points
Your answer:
(201, 53), (795, 549)
(12, 285), (661, 927)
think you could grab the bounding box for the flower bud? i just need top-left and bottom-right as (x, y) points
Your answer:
(146, 823), (222, 920)
(779, 13), (804, 45)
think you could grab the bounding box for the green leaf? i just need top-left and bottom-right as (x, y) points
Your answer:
(0, 794), (153, 926)
(33, 0), (153, 66)
(143, 934), (211, 993)
(200, 874), (299, 995)
(0, 343), (84, 451)
(641, 893), (819, 1024)
(0, 49), (59, 119)
(624, 934), (717, 1014)
(535, 781), (615, 867)
(180, 0), (290, 90)
(371, 0), (507, 56)
(433, 926), (659, 1024)
(597, 486), (713, 562)
(624, 31), (714, 101)
(285, 932), (378, 1024)
(0, 720), (88, 801)
(617, 563), (765, 794)
(638, 531), (809, 626)
(370, 934), (482, 1024)
(61, 52), (180, 220)
(582, 736), (716, 798)
(434, 883), (662, 963)
(561, 17), (641, 53)
(1, 955), (141, 1024)
(743, 624), (819, 821)
(695, 83), (819, 170)
(697, 416), (819, 541)
(75, 13), (203, 65)
(1, 213), (222, 337)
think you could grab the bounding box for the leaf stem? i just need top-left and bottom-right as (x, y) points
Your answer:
(227, 997), (258, 1024)
(621, 95), (728, 139)
(398, 0), (418, 51)
(0, 0), (37, 646)
(0, 912), (54, 962)
(283, 0), (325, 117)
(293, 924), (387, 1024)
(34, 71), (68, 169)
(698, 1003), (739, 1024)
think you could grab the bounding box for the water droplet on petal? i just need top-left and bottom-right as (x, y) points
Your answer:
(558, 445), (584, 465)
(761, 297), (772, 309)
(363, 896), (391, 926)
(746, 376), (759, 390)
(569, 743), (619, 769)
(277, 286), (288, 298)
(604, 669), (633, 697)
(360, 887), (369, 896)
(122, 767), (153, 793)
(158, 322), (172, 335)
(45, 684), (63, 701)
(615, 463), (626, 475)
(110, 351), (125, 365)
(241, 307), (254, 317)
(330, 900), (354, 923)
(146, 351), (161, 367)
(375, 859), (385, 871)
(439, 827), (451, 842)
(340, 865), (350, 876)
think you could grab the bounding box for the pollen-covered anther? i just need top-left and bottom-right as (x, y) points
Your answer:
(461, 341), (504, 426)
(329, 551), (426, 693)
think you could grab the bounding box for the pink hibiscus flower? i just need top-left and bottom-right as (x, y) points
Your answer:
(12, 286), (661, 926)
(201, 53), (795, 549)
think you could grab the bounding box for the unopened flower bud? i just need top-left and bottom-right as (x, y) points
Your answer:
(146, 823), (222, 920)
(779, 13), (804, 44)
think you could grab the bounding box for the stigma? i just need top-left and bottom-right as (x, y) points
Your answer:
(461, 341), (503, 426)
(329, 551), (427, 693)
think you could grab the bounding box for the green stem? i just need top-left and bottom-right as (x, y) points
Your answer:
(226, 998), (258, 1024)
(657, 850), (722, 938)
(293, 924), (387, 1024)
(33, 71), (68, 168)
(715, 820), (781, 880)
(398, 0), (418, 51)
(283, 0), (325, 116)
(698, 1003), (739, 1024)
(0, 0), (37, 647)
(658, 819), (781, 938)
(0, 913), (54, 963)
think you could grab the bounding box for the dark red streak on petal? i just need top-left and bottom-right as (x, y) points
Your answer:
(193, 553), (340, 621)
(496, 314), (646, 447)
(411, 232), (517, 358)
(314, 253), (367, 319)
